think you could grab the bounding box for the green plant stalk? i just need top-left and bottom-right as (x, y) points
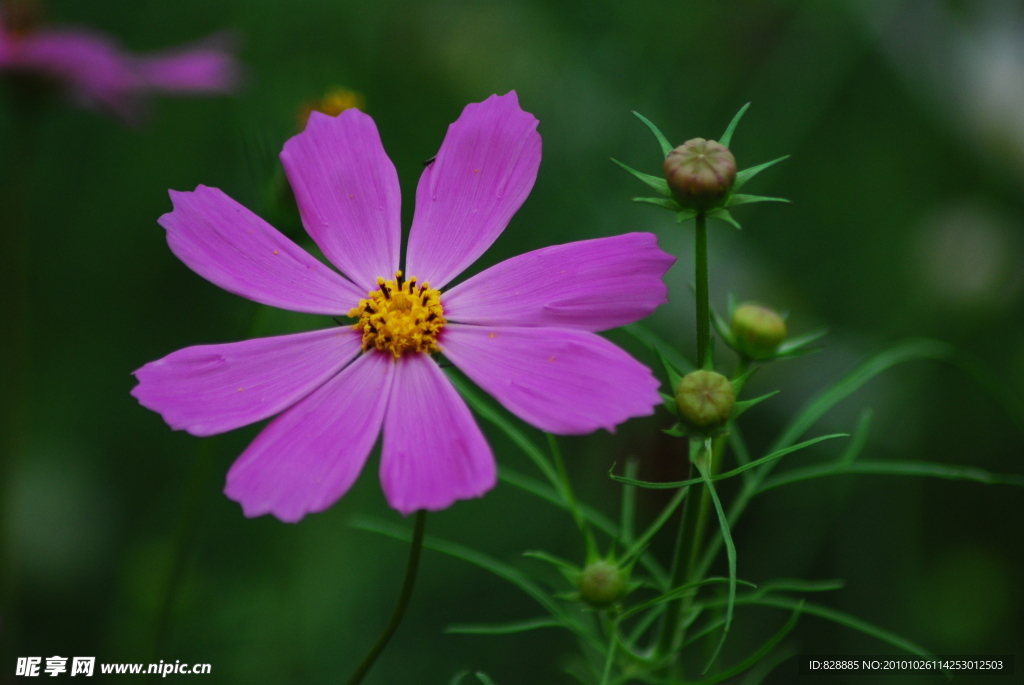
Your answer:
(694, 213), (710, 366)
(346, 510), (428, 685)
(654, 210), (712, 663)
(548, 434), (597, 559)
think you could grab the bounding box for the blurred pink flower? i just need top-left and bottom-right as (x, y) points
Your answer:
(0, 4), (238, 120)
(132, 92), (674, 522)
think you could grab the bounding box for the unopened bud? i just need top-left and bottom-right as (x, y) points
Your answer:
(663, 138), (736, 210)
(578, 561), (628, 607)
(731, 303), (787, 359)
(675, 370), (735, 429)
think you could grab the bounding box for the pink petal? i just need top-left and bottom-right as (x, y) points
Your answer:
(134, 39), (238, 93)
(380, 354), (495, 515)
(441, 324), (661, 435)
(443, 233), (675, 331)
(11, 29), (141, 118)
(224, 350), (394, 523)
(280, 109), (401, 291)
(404, 92), (541, 289)
(131, 327), (362, 437)
(159, 185), (364, 314)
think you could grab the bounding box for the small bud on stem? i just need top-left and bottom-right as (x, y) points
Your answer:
(731, 303), (787, 359)
(675, 370), (735, 430)
(663, 138), (736, 211)
(578, 561), (628, 607)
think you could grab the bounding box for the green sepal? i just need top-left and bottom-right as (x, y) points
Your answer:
(660, 391), (678, 416)
(676, 208), (699, 224)
(633, 196), (680, 211)
(664, 423), (686, 437)
(712, 304), (737, 349)
(707, 207), (742, 229)
(719, 102), (750, 149)
(727, 193), (790, 207)
(731, 365), (759, 395)
(732, 390), (780, 419)
(632, 110), (673, 157)
(732, 155), (789, 193)
(657, 347), (685, 393)
(776, 328), (828, 357)
(610, 157), (670, 196)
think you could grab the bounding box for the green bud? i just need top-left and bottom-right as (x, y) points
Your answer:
(578, 561), (628, 607)
(675, 370), (735, 429)
(663, 138), (736, 210)
(731, 303), (787, 359)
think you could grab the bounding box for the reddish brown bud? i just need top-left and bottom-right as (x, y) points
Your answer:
(663, 138), (736, 210)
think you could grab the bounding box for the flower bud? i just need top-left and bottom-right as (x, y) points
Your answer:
(731, 303), (787, 359)
(663, 138), (736, 210)
(578, 560), (628, 607)
(675, 370), (735, 429)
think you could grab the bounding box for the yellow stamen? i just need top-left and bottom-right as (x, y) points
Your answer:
(349, 271), (445, 358)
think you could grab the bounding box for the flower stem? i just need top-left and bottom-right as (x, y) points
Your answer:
(345, 510), (427, 685)
(654, 211), (714, 663)
(694, 212), (710, 367)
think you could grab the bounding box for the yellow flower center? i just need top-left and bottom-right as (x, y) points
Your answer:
(349, 271), (445, 358)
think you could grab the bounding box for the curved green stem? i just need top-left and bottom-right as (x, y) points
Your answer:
(345, 510), (427, 685)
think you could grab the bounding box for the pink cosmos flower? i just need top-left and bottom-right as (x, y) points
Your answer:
(132, 92), (674, 522)
(0, 3), (238, 120)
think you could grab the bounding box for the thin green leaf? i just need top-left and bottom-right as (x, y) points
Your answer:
(620, 577), (757, 621)
(751, 596), (932, 657)
(776, 328), (828, 355)
(727, 291), (738, 318)
(620, 458), (639, 546)
(719, 102), (750, 149)
(733, 390), (780, 419)
(729, 422), (752, 467)
(449, 670), (471, 685)
(449, 372), (561, 491)
(610, 157), (670, 195)
(446, 617), (562, 635)
(498, 467), (618, 540)
(620, 487), (688, 574)
(840, 408), (873, 465)
(769, 339), (956, 454)
(351, 516), (602, 649)
(707, 207), (742, 229)
(623, 322), (696, 375)
(727, 193), (790, 207)
(695, 603), (802, 685)
(695, 454), (737, 673)
(475, 673), (499, 685)
(749, 578), (845, 597)
(633, 111), (673, 157)
(626, 603), (666, 648)
(732, 155), (790, 193)
(498, 467), (670, 587)
(759, 459), (1024, 493)
(633, 196), (680, 210)
(523, 550), (580, 574)
(611, 434), (848, 489)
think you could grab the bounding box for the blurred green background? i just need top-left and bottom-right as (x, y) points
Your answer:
(1, 0), (1022, 682)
